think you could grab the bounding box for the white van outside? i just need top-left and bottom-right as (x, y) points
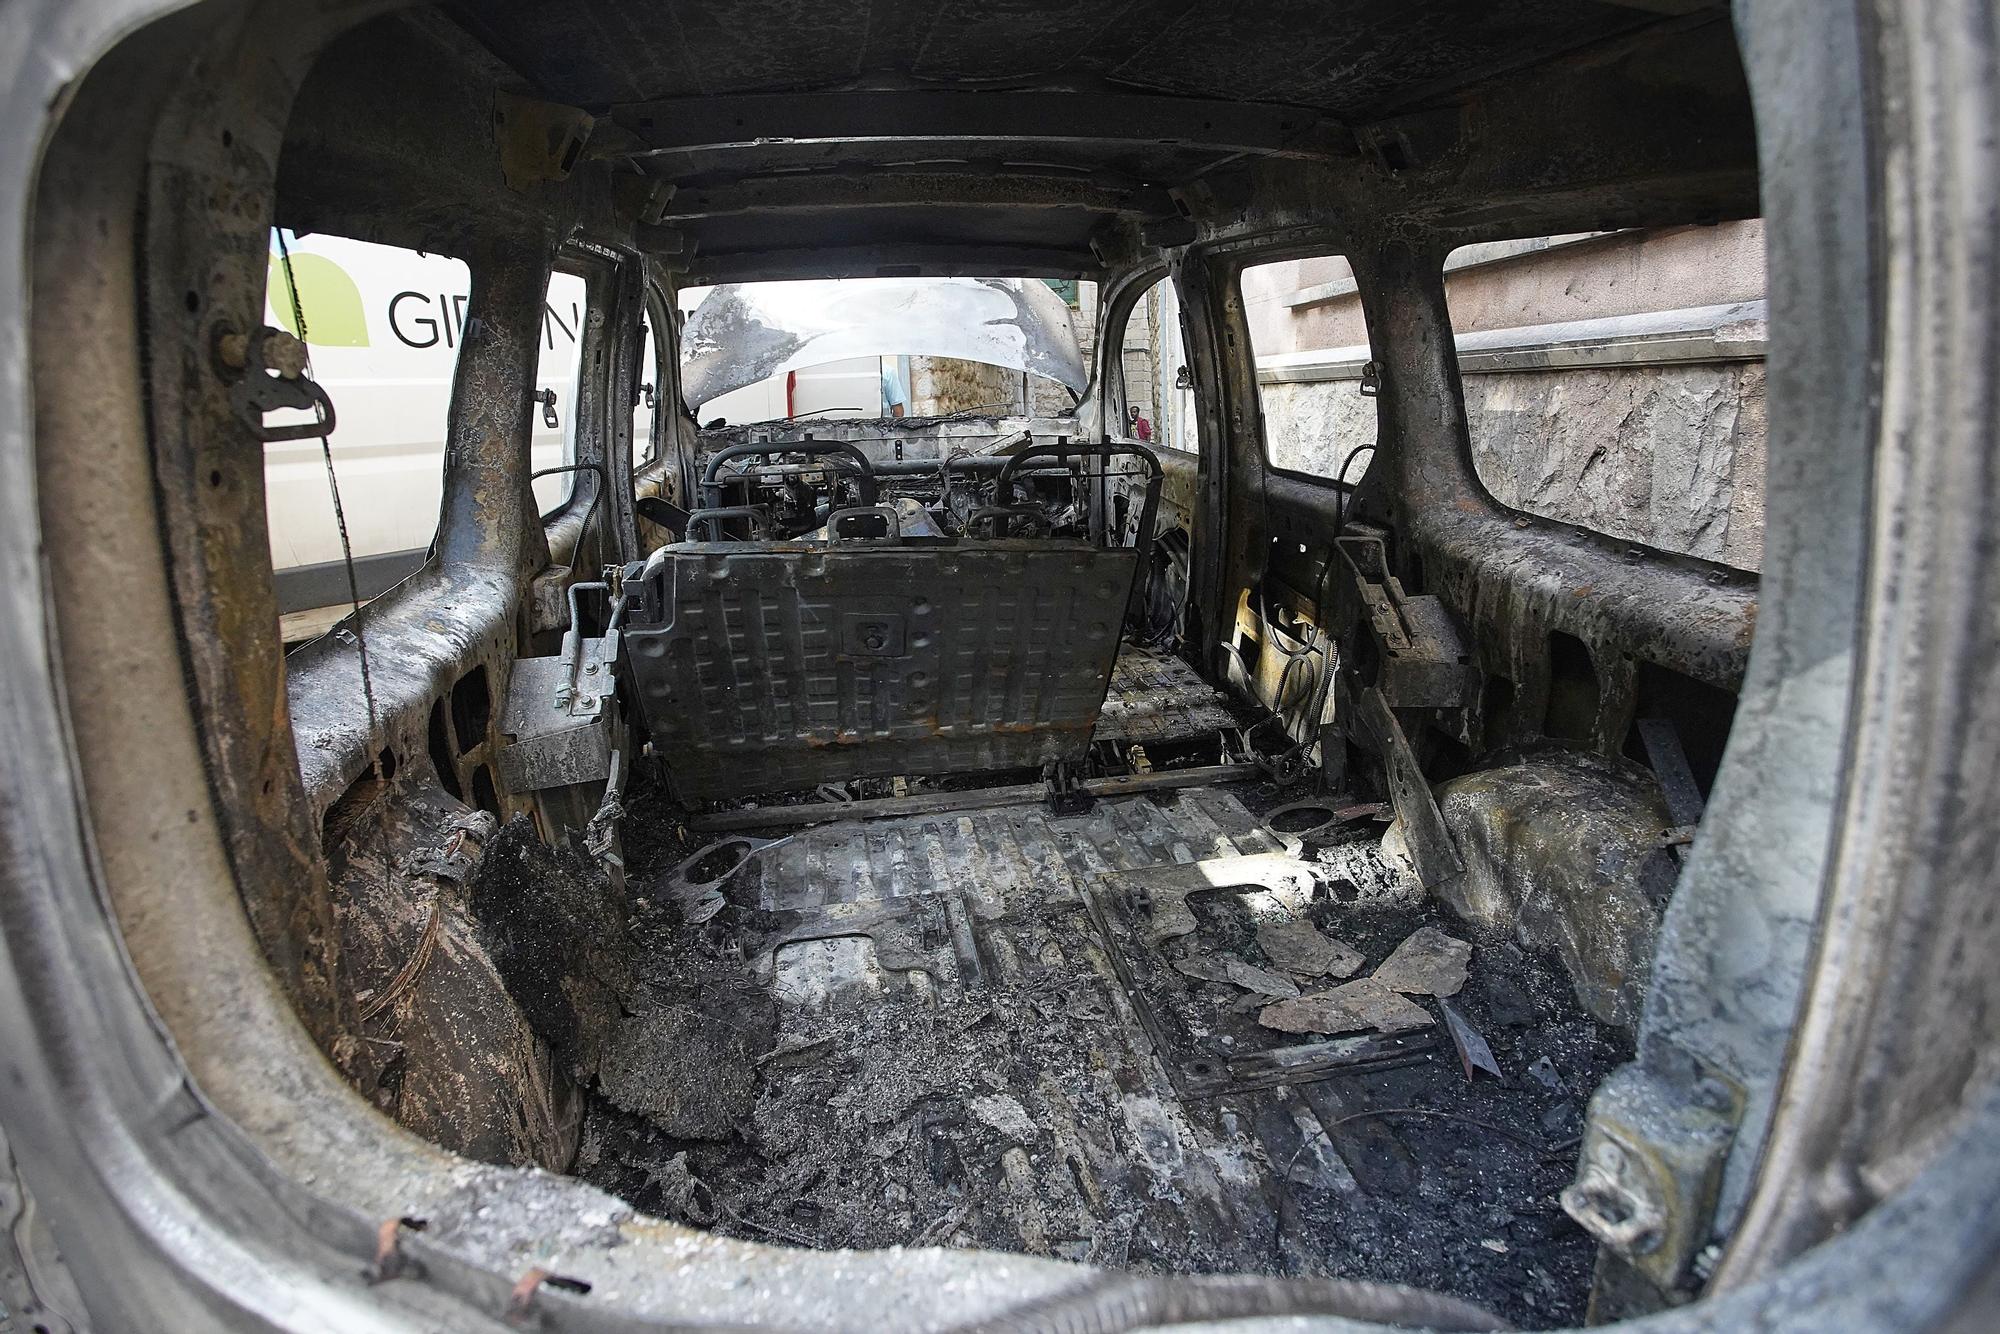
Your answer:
(263, 230), (587, 636)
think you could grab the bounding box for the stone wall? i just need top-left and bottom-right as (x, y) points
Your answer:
(1241, 223), (1769, 356)
(906, 288), (1085, 416)
(1259, 379), (1378, 479)
(1255, 361), (1766, 571)
(907, 355), (1024, 415)
(1108, 251), (1769, 570)
(1232, 223), (1770, 572)
(1468, 364), (1765, 570)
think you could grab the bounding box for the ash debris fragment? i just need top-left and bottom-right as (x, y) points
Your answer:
(1225, 958), (1301, 998)
(1260, 979), (1435, 1035)
(599, 1004), (764, 1139)
(1255, 923), (1472, 1035)
(1172, 954), (1238, 984)
(1372, 924), (1473, 997)
(968, 1094), (1040, 1143)
(468, 815), (633, 1081)
(1256, 918), (1365, 979)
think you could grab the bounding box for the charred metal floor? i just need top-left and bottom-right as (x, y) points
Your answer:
(1093, 642), (1247, 746)
(582, 780), (1621, 1329)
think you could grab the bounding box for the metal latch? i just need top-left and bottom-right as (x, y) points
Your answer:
(1045, 761), (1094, 816)
(535, 388), (560, 428)
(217, 325), (337, 442)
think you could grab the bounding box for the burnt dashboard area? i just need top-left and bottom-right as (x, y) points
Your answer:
(672, 429), (1158, 547)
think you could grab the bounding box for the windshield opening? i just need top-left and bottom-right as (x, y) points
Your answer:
(678, 277), (1090, 425)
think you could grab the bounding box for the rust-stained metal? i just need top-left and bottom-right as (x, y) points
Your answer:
(688, 762), (1261, 832)
(1357, 686), (1466, 891)
(504, 1267), (550, 1323)
(130, 3), (360, 1064)
(1336, 529), (1481, 710)
(1439, 998), (1502, 1082)
(624, 541), (1136, 801)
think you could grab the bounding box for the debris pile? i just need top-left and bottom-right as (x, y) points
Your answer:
(541, 781), (1628, 1328)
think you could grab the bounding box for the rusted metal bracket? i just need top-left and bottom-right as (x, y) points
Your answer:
(1638, 717), (1707, 865)
(497, 583), (622, 794)
(1356, 686), (1465, 891)
(1045, 761), (1095, 816)
(217, 325), (336, 442)
(1338, 532), (1480, 709)
(1563, 1063), (1741, 1298)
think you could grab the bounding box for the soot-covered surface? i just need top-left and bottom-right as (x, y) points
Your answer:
(574, 780), (1623, 1329)
(1094, 641), (1251, 747)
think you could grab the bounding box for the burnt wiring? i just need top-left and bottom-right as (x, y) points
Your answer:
(1331, 442), (1376, 542)
(532, 460), (609, 561)
(1227, 438), (1375, 773)
(1136, 535), (1192, 647)
(1244, 439), (1377, 761)
(1220, 581), (1335, 783)
(278, 229), (397, 1028)
(276, 231), (382, 758)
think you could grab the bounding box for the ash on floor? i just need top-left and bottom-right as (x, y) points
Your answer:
(576, 783), (1624, 1329)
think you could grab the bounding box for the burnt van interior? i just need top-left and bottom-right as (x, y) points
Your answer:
(32, 0), (1958, 1330)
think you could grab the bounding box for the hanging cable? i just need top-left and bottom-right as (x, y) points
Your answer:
(278, 229), (398, 1036)
(276, 229), (385, 787)
(1303, 440), (1380, 626)
(532, 461), (608, 567)
(1330, 442), (1376, 544)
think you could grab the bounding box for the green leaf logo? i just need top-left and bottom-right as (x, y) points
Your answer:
(268, 252), (370, 347)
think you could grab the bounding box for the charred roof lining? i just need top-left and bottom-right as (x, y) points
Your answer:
(272, 3), (1754, 283)
(604, 90), (1350, 163)
(442, 0), (1720, 121)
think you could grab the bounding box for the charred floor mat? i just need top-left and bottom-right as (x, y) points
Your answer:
(578, 785), (1621, 1329)
(1094, 643), (1246, 746)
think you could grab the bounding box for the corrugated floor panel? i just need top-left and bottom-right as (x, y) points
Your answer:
(743, 787), (1283, 916)
(1093, 643), (1245, 745)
